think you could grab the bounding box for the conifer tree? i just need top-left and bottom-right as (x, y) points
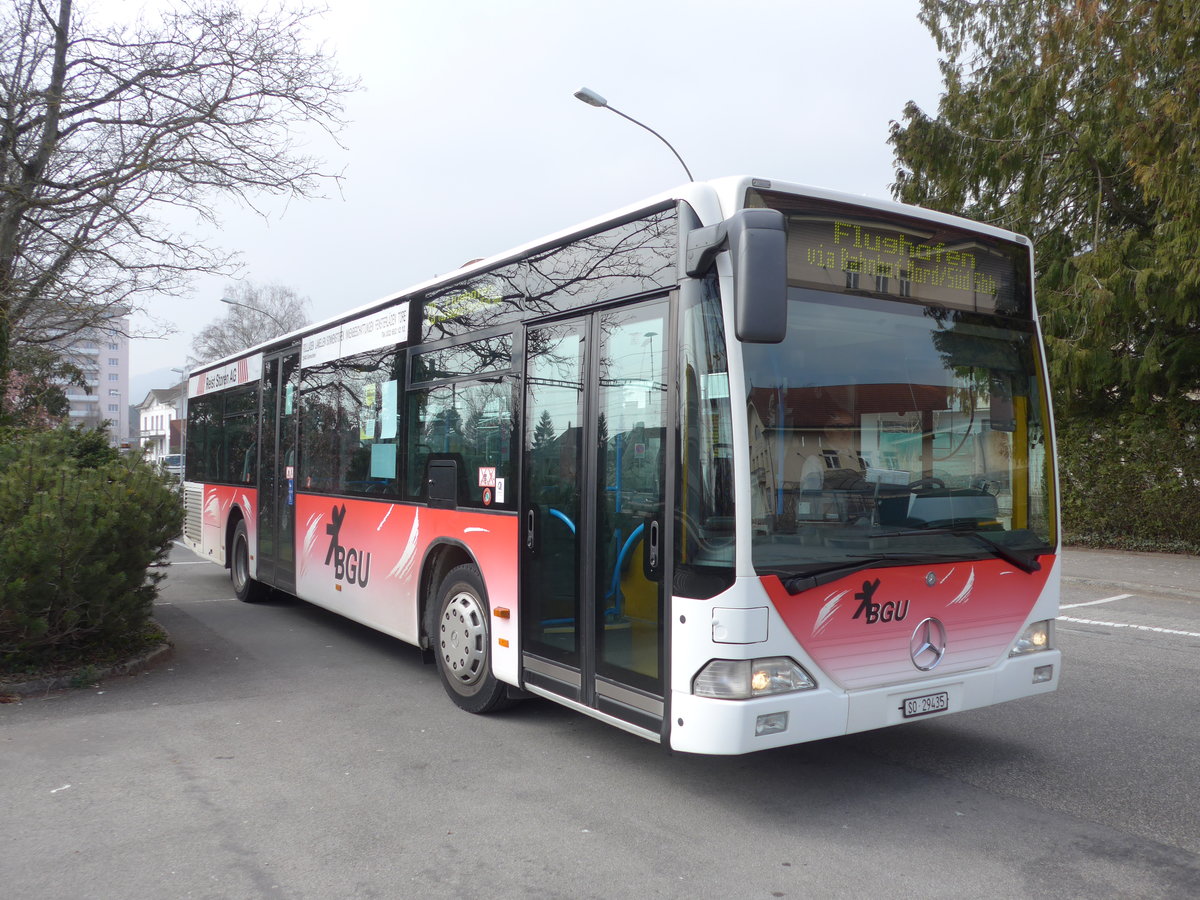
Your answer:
(889, 0), (1200, 415)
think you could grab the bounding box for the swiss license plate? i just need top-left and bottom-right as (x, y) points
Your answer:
(902, 691), (949, 718)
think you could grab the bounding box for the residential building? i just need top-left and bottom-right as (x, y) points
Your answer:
(59, 314), (131, 448)
(137, 383), (185, 463)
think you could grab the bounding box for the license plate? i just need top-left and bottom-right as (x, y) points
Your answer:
(902, 691), (949, 718)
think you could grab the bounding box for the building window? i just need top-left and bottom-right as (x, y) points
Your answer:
(844, 259), (860, 291)
(108, 373), (119, 382)
(108, 358), (119, 366)
(108, 389), (119, 397)
(108, 404), (119, 413)
(108, 342), (119, 350)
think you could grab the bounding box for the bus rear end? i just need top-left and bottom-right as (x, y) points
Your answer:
(669, 179), (1058, 754)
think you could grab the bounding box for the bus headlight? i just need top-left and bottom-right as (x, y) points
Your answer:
(1009, 620), (1053, 656)
(693, 657), (816, 700)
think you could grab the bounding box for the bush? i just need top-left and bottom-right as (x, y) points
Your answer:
(1058, 408), (1200, 554)
(0, 427), (183, 674)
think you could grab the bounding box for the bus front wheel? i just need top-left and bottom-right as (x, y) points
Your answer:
(430, 564), (511, 713)
(231, 520), (266, 603)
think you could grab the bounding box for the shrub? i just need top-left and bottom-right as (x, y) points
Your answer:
(0, 427), (182, 674)
(1057, 408), (1200, 554)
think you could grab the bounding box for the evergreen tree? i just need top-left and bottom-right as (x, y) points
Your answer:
(889, 0), (1200, 415)
(531, 409), (557, 451)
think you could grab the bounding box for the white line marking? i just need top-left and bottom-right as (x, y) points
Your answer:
(1060, 593), (1131, 609)
(158, 598), (238, 606)
(50, 784), (71, 794)
(1058, 615), (1200, 639)
(166, 561), (211, 566)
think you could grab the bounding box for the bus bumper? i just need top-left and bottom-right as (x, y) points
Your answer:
(668, 649), (1061, 755)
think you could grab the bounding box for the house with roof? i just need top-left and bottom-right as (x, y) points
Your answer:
(137, 382), (185, 464)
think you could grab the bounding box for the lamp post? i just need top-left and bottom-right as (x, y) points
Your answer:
(220, 296), (287, 331)
(573, 87), (694, 182)
(170, 366), (187, 458)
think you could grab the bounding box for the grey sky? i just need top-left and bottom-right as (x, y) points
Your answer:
(128, 0), (942, 377)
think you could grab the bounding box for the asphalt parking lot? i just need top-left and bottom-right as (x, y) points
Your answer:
(2, 544), (1198, 898)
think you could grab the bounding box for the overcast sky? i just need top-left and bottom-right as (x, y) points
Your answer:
(127, 0), (943, 379)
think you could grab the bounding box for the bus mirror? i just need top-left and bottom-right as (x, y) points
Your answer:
(685, 209), (788, 344)
(728, 209), (788, 344)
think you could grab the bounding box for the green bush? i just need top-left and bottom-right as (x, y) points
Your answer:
(0, 427), (183, 674)
(1058, 408), (1200, 554)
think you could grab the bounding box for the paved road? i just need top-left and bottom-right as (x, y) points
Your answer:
(2, 546), (1198, 898)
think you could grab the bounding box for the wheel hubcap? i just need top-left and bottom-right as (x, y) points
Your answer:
(439, 591), (487, 687)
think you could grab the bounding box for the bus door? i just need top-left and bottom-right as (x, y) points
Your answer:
(257, 347), (300, 593)
(520, 298), (671, 735)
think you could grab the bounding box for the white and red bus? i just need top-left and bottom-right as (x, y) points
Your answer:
(182, 176), (1060, 754)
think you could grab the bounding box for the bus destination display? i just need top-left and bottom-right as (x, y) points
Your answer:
(748, 189), (1031, 316)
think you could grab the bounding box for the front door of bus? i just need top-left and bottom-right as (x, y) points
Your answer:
(257, 347), (299, 593)
(520, 299), (670, 735)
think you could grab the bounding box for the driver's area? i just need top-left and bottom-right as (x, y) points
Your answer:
(742, 288), (1054, 574)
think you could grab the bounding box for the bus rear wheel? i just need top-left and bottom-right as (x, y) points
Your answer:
(231, 520), (266, 603)
(430, 564), (511, 713)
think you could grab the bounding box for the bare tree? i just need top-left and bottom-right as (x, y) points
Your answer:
(0, 0), (356, 419)
(189, 281), (311, 366)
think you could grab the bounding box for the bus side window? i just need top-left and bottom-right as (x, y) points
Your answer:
(405, 379), (514, 507)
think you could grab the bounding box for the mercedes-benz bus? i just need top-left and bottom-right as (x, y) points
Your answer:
(182, 176), (1059, 754)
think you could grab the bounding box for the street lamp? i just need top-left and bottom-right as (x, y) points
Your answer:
(220, 296), (286, 330)
(573, 86), (694, 182)
(170, 367), (187, 462)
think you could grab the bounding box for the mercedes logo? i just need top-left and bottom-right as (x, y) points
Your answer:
(910, 617), (947, 671)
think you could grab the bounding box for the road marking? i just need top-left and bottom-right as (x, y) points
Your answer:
(1060, 593), (1131, 609)
(158, 598), (238, 605)
(166, 561), (211, 566)
(1058, 615), (1200, 639)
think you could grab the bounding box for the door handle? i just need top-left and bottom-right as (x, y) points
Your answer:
(642, 514), (662, 581)
(526, 508), (536, 552)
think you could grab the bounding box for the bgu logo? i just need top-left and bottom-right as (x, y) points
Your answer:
(324, 504), (371, 588)
(852, 578), (910, 624)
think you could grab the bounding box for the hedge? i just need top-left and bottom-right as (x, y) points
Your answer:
(1057, 408), (1200, 554)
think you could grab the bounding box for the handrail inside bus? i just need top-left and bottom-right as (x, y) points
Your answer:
(548, 508), (576, 534)
(606, 522), (646, 615)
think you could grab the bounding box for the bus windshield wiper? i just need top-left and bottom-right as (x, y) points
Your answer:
(870, 527), (1043, 573)
(952, 529), (1042, 572)
(770, 553), (957, 596)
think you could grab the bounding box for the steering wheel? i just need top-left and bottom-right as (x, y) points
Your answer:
(907, 477), (946, 494)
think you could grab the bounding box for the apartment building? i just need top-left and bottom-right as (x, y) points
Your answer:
(60, 314), (131, 448)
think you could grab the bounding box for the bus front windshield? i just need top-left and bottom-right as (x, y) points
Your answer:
(743, 288), (1055, 582)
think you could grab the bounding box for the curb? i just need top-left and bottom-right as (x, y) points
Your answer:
(0, 627), (174, 700)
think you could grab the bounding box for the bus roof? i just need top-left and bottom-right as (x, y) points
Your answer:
(190, 175), (1030, 377)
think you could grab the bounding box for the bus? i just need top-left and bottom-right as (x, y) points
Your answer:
(182, 176), (1060, 755)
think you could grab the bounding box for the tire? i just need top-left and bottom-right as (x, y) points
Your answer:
(430, 564), (511, 713)
(231, 519), (266, 603)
